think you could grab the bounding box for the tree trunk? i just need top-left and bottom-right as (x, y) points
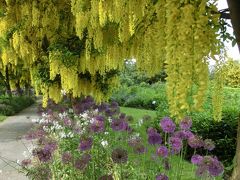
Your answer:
(5, 66), (12, 98)
(227, 0), (240, 179)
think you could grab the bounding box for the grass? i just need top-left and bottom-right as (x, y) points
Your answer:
(120, 106), (157, 121)
(0, 115), (6, 122)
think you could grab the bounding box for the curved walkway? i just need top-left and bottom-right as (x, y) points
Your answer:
(0, 102), (39, 180)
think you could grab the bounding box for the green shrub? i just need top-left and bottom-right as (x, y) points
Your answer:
(0, 96), (35, 116)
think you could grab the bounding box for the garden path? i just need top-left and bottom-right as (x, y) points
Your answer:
(0, 101), (40, 180)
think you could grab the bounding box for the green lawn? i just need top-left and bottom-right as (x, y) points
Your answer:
(120, 106), (157, 121)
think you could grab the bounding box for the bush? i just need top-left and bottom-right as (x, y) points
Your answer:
(0, 96), (35, 116)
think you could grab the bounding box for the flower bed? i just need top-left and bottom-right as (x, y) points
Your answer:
(21, 97), (224, 179)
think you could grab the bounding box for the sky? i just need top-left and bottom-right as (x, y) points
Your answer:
(217, 0), (240, 60)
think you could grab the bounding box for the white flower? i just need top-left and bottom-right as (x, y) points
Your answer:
(101, 140), (108, 147)
(31, 118), (39, 123)
(17, 160), (20, 164)
(27, 144), (36, 153)
(152, 100), (156, 105)
(108, 117), (112, 123)
(90, 118), (95, 124)
(138, 119), (143, 126)
(61, 89), (66, 96)
(80, 112), (89, 119)
(69, 108), (74, 113)
(104, 132), (109, 135)
(59, 132), (67, 138)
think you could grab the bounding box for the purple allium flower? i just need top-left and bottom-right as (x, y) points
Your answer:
(160, 117), (176, 133)
(173, 130), (194, 140)
(191, 154), (203, 165)
(180, 117), (192, 130)
(21, 159), (31, 167)
(62, 151), (72, 164)
(188, 135), (204, 149)
(128, 137), (142, 147)
(208, 158), (224, 177)
(63, 118), (72, 127)
(111, 120), (128, 131)
(111, 148), (128, 164)
(98, 174), (114, 180)
(148, 132), (162, 145)
(91, 120), (105, 133)
(44, 142), (58, 153)
(156, 146), (168, 158)
(195, 165), (208, 177)
(133, 144), (147, 154)
(95, 115), (105, 121)
(75, 153), (91, 170)
(156, 173), (169, 180)
(203, 139), (215, 151)
(169, 137), (182, 152)
(79, 137), (93, 151)
(119, 113), (126, 119)
(147, 127), (158, 134)
(36, 148), (52, 162)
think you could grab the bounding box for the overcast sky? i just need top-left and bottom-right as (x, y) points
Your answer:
(217, 0), (239, 60)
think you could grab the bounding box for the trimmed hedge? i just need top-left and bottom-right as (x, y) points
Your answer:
(0, 96), (35, 116)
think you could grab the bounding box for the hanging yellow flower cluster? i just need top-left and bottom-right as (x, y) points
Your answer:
(222, 59), (240, 88)
(0, 0), (221, 120)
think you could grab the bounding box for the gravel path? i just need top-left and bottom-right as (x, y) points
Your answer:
(0, 103), (39, 180)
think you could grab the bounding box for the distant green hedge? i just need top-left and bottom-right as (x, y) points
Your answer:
(0, 96), (35, 116)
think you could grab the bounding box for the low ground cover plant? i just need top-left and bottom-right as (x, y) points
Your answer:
(20, 97), (224, 180)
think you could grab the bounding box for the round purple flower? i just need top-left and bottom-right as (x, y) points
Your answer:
(62, 151), (72, 164)
(173, 130), (194, 140)
(191, 154), (203, 165)
(160, 117), (176, 133)
(195, 165), (208, 177)
(98, 174), (114, 180)
(75, 153), (91, 170)
(188, 135), (204, 149)
(36, 148), (52, 162)
(148, 132), (162, 145)
(63, 118), (72, 127)
(156, 146), (168, 158)
(156, 173), (169, 180)
(133, 144), (147, 154)
(111, 120), (128, 131)
(21, 159), (31, 167)
(203, 139), (215, 151)
(147, 127), (157, 134)
(169, 137), (182, 152)
(44, 142), (58, 153)
(79, 137), (93, 151)
(111, 148), (128, 164)
(95, 115), (105, 121)
(91, 120), (105, 133)
(179, 117), (192, 130)
(208, 158), (224, 176)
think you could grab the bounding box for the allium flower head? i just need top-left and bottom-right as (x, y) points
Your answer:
(133, 144), (147, 154)
(21, 159), (31, 167)
(173, 130), (194, 140)
(156, 146), (168, 158)
(156, 173), (169, 180)
(36, 148), (52, 162)
(95, 115), (105, 121)
(79, 137), (93, 151)
(191, 154), (203, 165)
(203, 139), (215, 151)
(208, 157), (224, 176)
(62, 151), (72, 164)
(148, 131), (162, 145)
(147, 127), (157, 134)
(111, 119), (128, 131)
(169, 137), (182, 152)
(75, 153), (91, 170)
(63, 118), (72, 127)
(91, 120), (105, 133)
(111, 148), (128, 164)
(188, 135), (204, 149)
(180, 117), (192, 130)
(98, 174), (114, 180)
(160, 117), (176, 133)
